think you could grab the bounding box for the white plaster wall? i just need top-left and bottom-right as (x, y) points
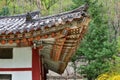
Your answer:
(0, 47), (32, 68)
(0, 71), (32, 80)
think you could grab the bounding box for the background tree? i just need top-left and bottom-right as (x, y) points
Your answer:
(0, 0), (10, 16)
(0, 0), (73, 16)
(72, 0), (116, 80)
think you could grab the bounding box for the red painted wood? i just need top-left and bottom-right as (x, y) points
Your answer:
(39, 55), (42, 80)
(0, 68), (32, 71)
(32, 48), (41, 80)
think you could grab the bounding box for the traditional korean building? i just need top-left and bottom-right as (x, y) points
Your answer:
(0, 4), (90, 80)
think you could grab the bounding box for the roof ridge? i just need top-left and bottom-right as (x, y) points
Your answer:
(0, 4), (88, 20)
(0, 11), (40, 19)
(40, 4), (88, 19)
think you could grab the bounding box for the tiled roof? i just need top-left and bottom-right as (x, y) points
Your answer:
(0, 4), (88, 35)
